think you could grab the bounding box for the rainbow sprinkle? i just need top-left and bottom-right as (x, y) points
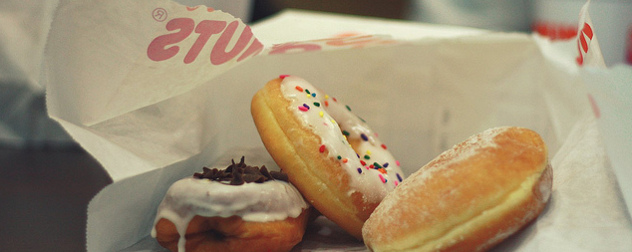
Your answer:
(319, 145), (326, 153)
(360, 133), (368, 141)
(378, 174), (386, 183)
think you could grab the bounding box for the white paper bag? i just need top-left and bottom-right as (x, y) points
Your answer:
(43, 0), (632, 251)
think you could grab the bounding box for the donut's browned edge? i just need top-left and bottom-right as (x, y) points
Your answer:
(251, 78), (378, 239)
(154, 209), (311, 252)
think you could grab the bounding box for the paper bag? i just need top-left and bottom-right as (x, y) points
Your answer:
(43, 0), (632, 251)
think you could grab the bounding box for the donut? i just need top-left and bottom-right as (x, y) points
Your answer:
(152, 157), (311, 252)
(362, 127), (553, 251)
(251, 76), (405, 239)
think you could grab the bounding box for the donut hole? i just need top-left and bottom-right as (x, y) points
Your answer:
(347, 138), (363, 156)
(347, 137), (375, 166)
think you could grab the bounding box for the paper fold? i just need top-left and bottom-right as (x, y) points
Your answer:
(45, 0), (260, 127)
(41, 1), (632, 251)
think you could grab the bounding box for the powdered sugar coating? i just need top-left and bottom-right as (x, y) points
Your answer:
(367, 127), (509, 227)
(363, 126), (551, 251)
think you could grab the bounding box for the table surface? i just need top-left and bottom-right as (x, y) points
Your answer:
(0, 146), (112, 251)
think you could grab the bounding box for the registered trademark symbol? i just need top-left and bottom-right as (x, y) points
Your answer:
(152, 8), (167, 22)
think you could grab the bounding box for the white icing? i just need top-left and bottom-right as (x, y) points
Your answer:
(151, 177), (308, 252)
(279, 76), (405, 202)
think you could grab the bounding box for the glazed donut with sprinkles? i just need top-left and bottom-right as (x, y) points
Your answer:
(251, 75), (405, 239)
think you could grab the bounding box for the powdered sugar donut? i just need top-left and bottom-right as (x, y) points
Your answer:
(251, 76), (405, 239)
(362, 127), (552, 251)
(152, 157), (310, 252)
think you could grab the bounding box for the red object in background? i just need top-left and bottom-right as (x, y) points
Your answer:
(626, 26), (632, 64)
(533, 21), (578, 41)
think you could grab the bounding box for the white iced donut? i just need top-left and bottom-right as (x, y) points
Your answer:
(152, 157), (310, 252)
(251, 76), (405, 239)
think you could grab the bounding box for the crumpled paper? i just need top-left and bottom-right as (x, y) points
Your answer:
(42, 0), (632, 251)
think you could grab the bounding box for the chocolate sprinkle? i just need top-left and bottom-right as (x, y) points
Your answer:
(193, 156), (288, 185)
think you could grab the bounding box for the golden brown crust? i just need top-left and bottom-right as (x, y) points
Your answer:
(251, 78), (376, 239)
(362, 127), (552, 251)
(154, 208), (311, 252)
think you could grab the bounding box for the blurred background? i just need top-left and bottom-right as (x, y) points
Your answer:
(249, 0), (631, 66)
(1, 0), (630, 251)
